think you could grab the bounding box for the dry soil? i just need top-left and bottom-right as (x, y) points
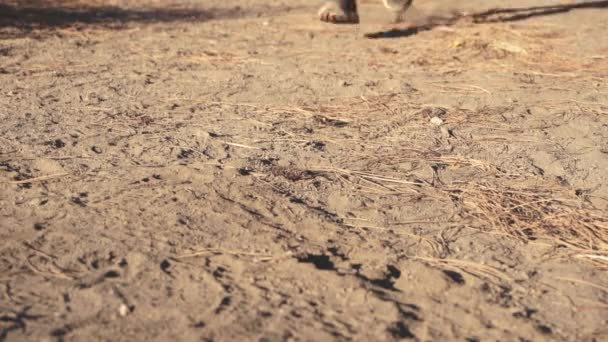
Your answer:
(1, 0), (608, 341)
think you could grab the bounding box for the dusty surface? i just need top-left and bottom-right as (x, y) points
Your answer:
(1, 0), (608, 341)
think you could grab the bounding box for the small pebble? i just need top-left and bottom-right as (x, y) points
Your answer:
(119, 304), (129, 317)
(430, 117), (444, 126)
(91, 146), (102, 154)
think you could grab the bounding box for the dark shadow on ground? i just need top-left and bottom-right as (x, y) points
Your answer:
(364, 0), (608, 39)
(0, 1), (299, 38)
(1, 5), (234, 28)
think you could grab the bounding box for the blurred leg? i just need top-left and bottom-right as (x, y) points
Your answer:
(382, 0), (414, 22)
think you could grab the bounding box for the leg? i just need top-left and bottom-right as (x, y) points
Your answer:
(382, 0), (413, 23)
(318, 0), (359, 24)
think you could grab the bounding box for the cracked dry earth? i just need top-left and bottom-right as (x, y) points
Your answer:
(1, 0), (608, 341)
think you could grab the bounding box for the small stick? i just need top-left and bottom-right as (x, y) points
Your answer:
(175, 247), (291, 260)
(224, 142), (260, 150)
(556, 277), (608, 294)
(7, 173), (69, 184)
(7, 156), (91, 161)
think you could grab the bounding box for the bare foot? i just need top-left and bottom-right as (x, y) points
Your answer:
(318, 0), (359, 24)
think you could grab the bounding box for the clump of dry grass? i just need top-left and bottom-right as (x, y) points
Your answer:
(312, 164), (608, 257)
(447, 182), (608, 253)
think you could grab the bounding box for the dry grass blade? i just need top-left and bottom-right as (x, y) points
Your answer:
(393, 155), (500, 172)
(174, 247), (291, 261)
(6, 173), (69, 184)
(224, 142), (260, 150)
(6, 155), (92, 161)
(311, 167), (423, 186)
(575, 254), (608, 262)
(346, 223), (444, 256)
(25, 257), (75, 280)
(415, 256), (515, 287)
(555, 277), (608, 294)
(574, 254), (608, 269)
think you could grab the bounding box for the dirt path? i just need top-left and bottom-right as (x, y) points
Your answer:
(1, 0), (608, 341)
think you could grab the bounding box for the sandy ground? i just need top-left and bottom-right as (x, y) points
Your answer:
(1, 0), (608, 341)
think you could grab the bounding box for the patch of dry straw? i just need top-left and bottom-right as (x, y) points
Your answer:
(448, 182), (608, 254)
